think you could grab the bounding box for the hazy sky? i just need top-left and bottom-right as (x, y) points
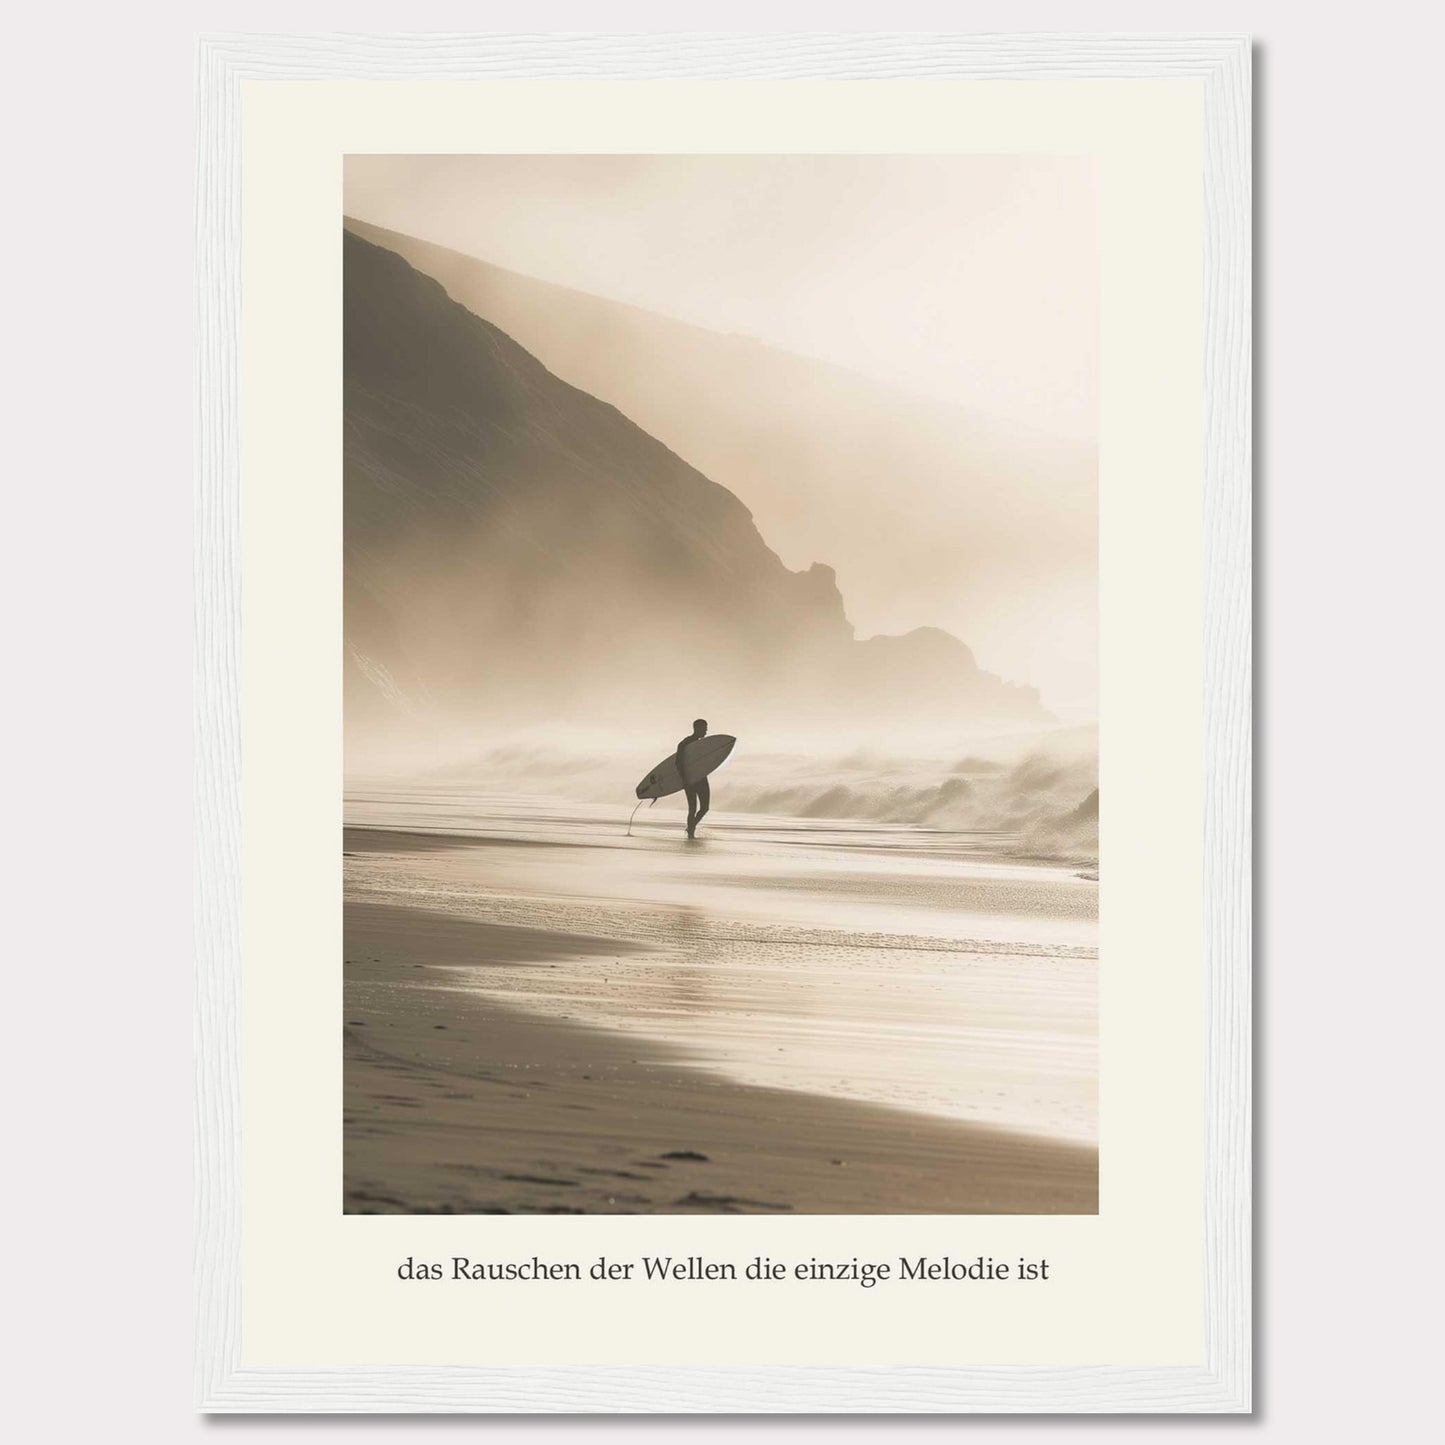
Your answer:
(344, 154), (1099, 444)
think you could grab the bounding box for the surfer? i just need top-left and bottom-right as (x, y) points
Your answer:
(676, 719), (711, 839)
(628, 725), (733, 839)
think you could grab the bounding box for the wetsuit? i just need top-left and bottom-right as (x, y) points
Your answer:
(676, 734), (710, 837)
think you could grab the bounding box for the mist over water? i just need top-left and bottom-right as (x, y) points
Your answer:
(350, 720), (1098, 868)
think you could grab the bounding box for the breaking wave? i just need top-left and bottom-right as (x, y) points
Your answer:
(406, 732), (1099, 865)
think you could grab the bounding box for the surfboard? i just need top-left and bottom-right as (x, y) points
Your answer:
(634, 735), (736, 800)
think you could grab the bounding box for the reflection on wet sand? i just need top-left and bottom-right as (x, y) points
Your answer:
(343, 791), (1097, 1214)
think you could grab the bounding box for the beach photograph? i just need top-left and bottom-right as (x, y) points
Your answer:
(342, 155), (1100, 1215)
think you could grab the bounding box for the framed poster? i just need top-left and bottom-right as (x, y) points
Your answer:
(196, 32), (1250, 1412)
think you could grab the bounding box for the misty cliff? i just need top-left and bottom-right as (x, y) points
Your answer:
(344, 231), (1045, 740)
(344, 218), (1098, 714)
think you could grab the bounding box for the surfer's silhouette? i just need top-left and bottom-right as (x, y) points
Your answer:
(676, 719), (711, 839)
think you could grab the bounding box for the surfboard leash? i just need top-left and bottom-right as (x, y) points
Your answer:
(625, 797), (656, 837)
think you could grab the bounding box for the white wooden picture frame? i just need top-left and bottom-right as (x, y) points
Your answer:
(195, 31), (1250, 1413)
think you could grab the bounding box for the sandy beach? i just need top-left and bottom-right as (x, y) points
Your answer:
(344, 791), (1097, 1214)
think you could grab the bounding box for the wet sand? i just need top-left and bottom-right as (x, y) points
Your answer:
(344, 794), (1097, 1214)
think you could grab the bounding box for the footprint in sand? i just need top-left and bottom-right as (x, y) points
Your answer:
(674, 1191), (792, 1212)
